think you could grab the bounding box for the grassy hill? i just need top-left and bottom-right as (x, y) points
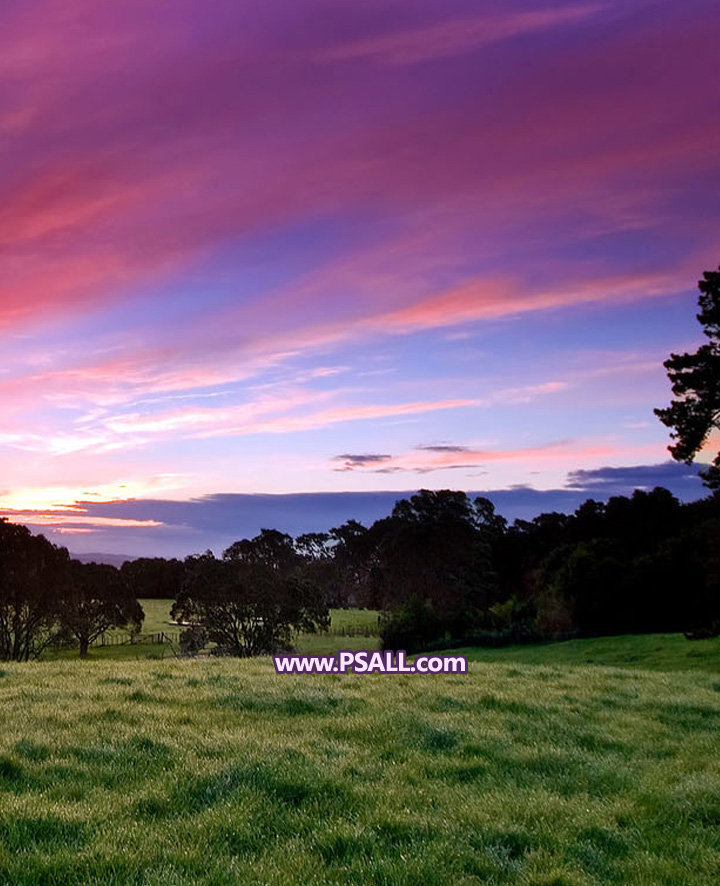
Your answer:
(2, 631), (719, 884)
(457, 631), (720, 673)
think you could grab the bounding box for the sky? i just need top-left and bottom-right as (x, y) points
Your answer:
(1, 0), (719, 558)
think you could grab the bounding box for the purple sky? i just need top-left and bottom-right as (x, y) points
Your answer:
(1, 0), (719, 556)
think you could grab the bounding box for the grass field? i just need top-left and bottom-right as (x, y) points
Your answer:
(3, 632), (720, 884)
(138, 598), (178, 634)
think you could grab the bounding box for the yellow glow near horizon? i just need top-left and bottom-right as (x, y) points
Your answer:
(0, 476), (185, 513)
(5, 514), (163, 529)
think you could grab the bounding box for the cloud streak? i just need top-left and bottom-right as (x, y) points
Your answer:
(1, 0), (717, 335)
(320, 5), (604, 65)
(331, 439), (634, 474)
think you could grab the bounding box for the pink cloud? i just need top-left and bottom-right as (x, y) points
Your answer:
(0, 0), (717, 338)
(334, 439), (662, 475)
(192, 398), (480, 439)
(371, 271), (686, 335)
(0, 260), (680, 444)
(104, 389), (337, 436)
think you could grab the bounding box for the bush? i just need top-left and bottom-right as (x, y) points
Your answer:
(380, 598), (445, 653)
(179, 626), (208, 657)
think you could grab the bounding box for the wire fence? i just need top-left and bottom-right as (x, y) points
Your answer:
(87, 618), (380, 648)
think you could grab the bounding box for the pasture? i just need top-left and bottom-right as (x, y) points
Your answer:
(2, 633), (720, 884)
(48, 603), (382, 661)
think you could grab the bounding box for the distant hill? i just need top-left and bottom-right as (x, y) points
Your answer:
(71, 552), (135, 568)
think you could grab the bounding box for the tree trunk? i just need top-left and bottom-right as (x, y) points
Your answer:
(79, 637), (89, 658)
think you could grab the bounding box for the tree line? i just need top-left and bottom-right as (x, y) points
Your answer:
(2, 483), (719, 660)
(176, 485), (720, 654)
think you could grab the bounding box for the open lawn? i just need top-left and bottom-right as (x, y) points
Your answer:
(2, 634), (720, 884)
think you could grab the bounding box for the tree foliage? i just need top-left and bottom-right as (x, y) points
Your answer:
(0, 519), (70, 661)
(655, 265), (720, 488)
(223, 528), (301, 572)
(499, 488), (718, 640)
(120, 557), (185, 599)
(173, 535), (329, 656)
(60, 561), (144, 657)
(371, 491), (498, 627)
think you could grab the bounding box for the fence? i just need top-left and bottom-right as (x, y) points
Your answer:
(326, 622), (381, 638)
(93, 631), (180, 647)
(90, 620), (380, 648)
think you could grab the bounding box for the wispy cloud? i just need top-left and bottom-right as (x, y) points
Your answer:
(415, 444), (470, 454)
(191, 399), (480, 439)
(320, 5), (604, 66)
(331, 439), (637, 475)
(332, 453), (393, 471)
(4, 513), (164, 530)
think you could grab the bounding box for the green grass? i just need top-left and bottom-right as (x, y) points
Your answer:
(293, 633), (379, 654)
(138, 598), (177, 634)
(456, 632), (720, 673)
(323, 608), (380, 632)
(2, 634), (720, 884)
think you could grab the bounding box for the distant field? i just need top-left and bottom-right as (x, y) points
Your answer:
(139, 597), (177, 634)
(5, 633), (720, 884)
(137, 599), (379, 636)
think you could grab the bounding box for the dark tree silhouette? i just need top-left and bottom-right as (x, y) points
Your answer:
(327, 520), (375, 607)
(0, 519), (70, 661)
(655, 265), (720, 488)
(120, 557), (185, 599)
(173, 543), (329, 657)
(61, 561), (144, 657)
(223, 528), (301, 573)
(294, 532), (332, 561)
(376, 491), (499, 650)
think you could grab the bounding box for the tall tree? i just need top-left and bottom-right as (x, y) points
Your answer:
(60, 561), (144, 657)
(375, 491), (499, 648)
(327, 520), (376, 607)
(655, 265), (720, 488)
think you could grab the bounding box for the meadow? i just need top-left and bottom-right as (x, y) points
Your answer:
(2, 625), (720, 885)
